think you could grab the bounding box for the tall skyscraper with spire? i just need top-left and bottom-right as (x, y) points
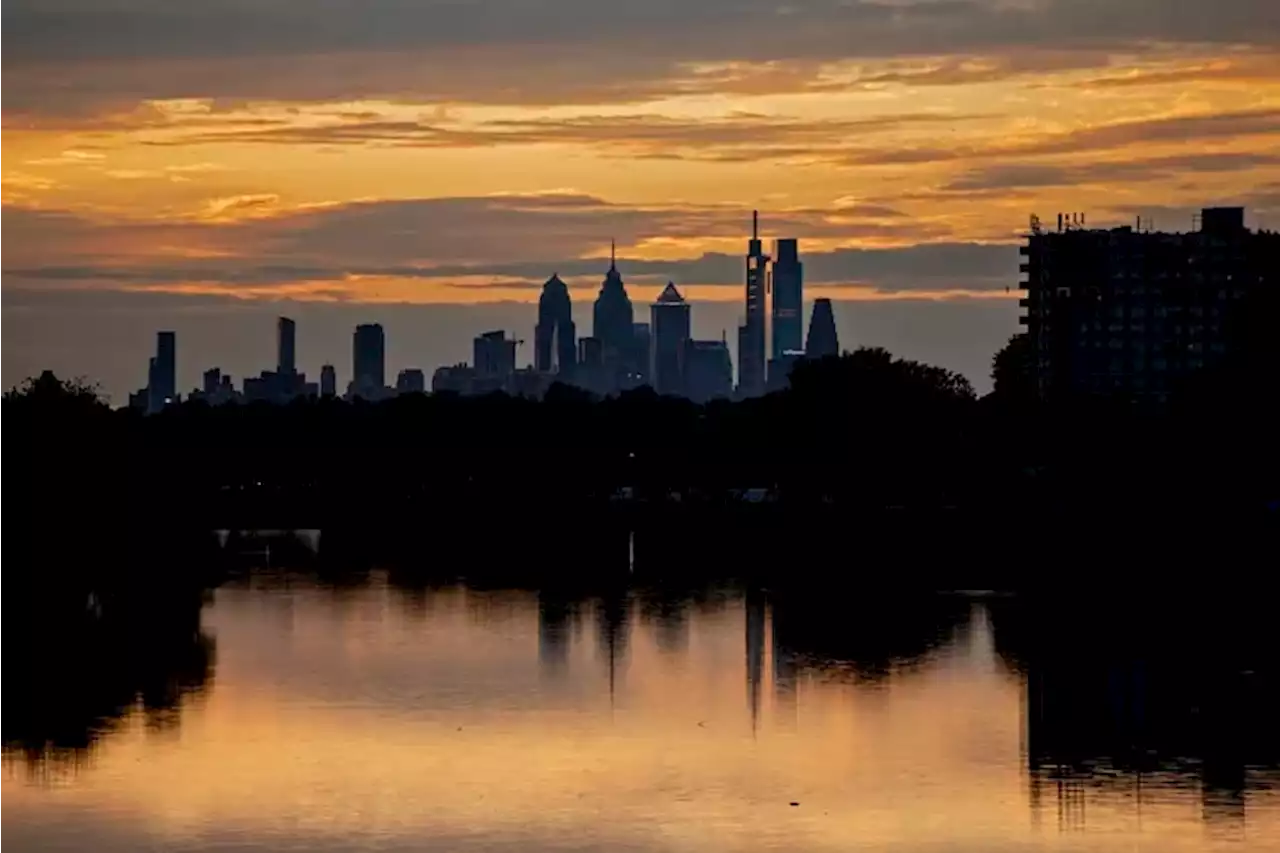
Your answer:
(592, 240), (637, 387)
(737, 210), (769, 396)
(536, 273), (576, 377)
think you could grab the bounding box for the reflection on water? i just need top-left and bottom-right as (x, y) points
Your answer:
(4, 570), (1279, 852)
(3, 584), (215, 781)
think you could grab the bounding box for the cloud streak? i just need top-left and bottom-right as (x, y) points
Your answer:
(942, 152), (1280, 191)
(9, 0), (1277, 66)
(839, 107), (1280, 166)
(1, 194), (1015, 297)
(5, 1), (1278, 116)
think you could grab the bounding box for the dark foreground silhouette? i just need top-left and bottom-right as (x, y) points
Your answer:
(4, 562), (214, 774)
(8, 344), (1276, 571)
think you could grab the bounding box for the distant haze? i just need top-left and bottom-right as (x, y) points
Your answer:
(3, 291), (1017, 401)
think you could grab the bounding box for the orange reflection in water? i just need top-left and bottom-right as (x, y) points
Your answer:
(4, 579), (1278, 853)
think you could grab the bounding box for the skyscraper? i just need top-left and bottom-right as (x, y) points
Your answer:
(650, 282), (691, 396)
(771, 238), (803, 360)
(148, 330), (176, 413)
(474, 330), (517, 378)
(202, 367), (222, 396)
(766, 351), (804, 393)
(592, 241), (636, 378)
(805, 298), (839, 358)
(683, 338), (734, 402)
(352, 323), (385, 395)
(535, 274), (576, 376)
(277, 316), (296, 375)
(1020, 206), (1278, 402)
(320, 364), (337, 397)
(588, 244), (634, 353)
(396, 368), (426, 394)
(631, 323), (651, 386)
(737, 211), (769, 396)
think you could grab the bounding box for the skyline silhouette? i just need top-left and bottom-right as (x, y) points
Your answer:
(8, 0), (1278, 403)
(21, 205), (1277, 407)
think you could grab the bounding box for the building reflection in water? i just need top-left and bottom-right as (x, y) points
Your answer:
(772, 619), (798, 730)
(537, 591), (577, 679)
(8, 529), (1280, 853)
(746, 589), (766, 734)
(596, 589), (631, 703)
(768, 590), (972, 686)
(990, 593), (1280, 840)
(639, 592), (690, 657)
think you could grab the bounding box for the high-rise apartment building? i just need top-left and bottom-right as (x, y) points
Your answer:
(1020, 207), (1278, 402)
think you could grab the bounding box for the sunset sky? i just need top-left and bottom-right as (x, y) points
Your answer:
(5, 0), (1279, 399)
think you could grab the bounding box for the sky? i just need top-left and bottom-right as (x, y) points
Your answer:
(4, 0), (1279, 400)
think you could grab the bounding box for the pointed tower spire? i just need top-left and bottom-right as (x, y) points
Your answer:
(610, 238), (616, 270)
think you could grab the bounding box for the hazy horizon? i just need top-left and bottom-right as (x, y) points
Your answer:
(4, 289), (1017, 401)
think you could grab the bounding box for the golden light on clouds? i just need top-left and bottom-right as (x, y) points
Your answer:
(3, 0), (1279, 394)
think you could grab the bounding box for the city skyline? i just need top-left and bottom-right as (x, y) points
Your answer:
(5, 1), (1277, 401)
(127, 212), (823, 404)
(27, 202), (1275, 405)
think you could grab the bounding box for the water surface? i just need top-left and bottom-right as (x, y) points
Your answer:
(5, 574), (1277, 852)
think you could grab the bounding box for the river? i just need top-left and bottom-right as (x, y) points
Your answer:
(5, 571), (1277, 852)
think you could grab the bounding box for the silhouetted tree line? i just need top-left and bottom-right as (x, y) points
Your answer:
(6, 338), (1276, 572)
